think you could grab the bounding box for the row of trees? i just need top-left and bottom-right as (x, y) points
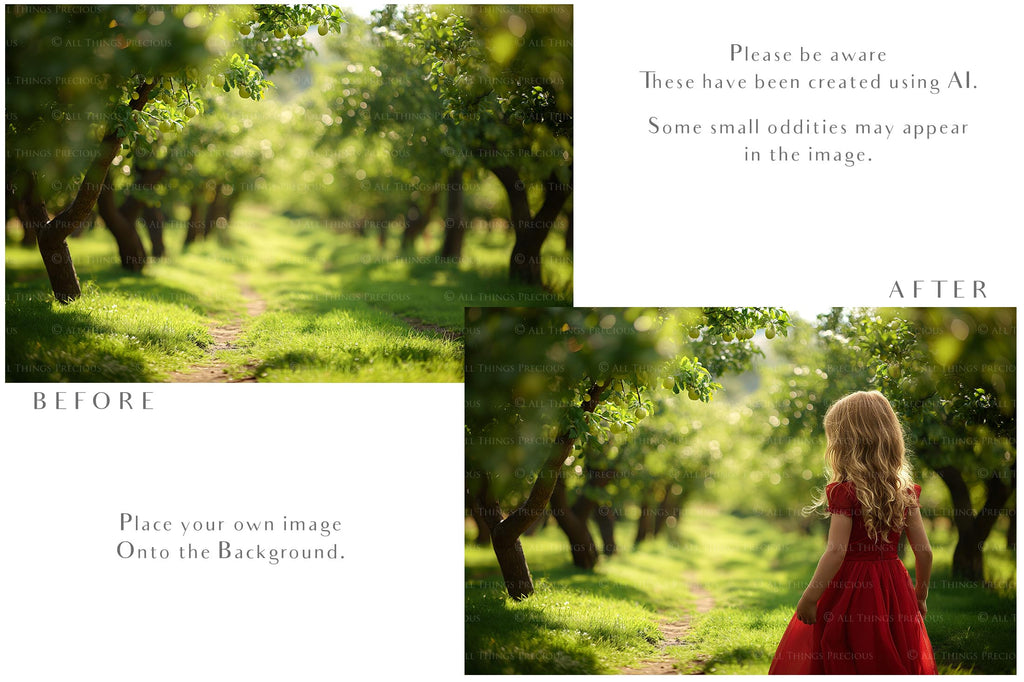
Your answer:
(465, 307), (792, 599)
(465, 307), (1015, 599)
(6, 4), (574, 303)
(6, 4), (344, 301)
(281, 6), (573, 283)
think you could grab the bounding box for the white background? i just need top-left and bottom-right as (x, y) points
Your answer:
(2, 1), (1021, 680)
(576, 0), (1023, 308)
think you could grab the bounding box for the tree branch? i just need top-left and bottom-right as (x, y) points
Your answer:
(492, 380), (610, 543)
(47, 79), (156, 239)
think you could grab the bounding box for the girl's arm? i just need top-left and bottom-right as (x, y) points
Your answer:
(904, 506), (933, 616)
(795, 513), (852, 624)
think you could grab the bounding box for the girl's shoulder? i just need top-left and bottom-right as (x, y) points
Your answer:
(825, 481), (858, 515)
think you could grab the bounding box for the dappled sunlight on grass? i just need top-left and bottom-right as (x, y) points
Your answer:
(465, 507), (1015, 674)
(6, 202), (566, 381)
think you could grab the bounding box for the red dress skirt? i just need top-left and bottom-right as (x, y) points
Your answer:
(769, 482), (936, 674)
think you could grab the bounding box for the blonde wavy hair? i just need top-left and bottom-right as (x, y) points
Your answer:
(808, 391), (918, 542)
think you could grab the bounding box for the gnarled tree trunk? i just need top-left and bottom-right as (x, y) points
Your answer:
(936, 463), (1015, 581)
(483, 382), (611, 600)
(33, 80), (156, 301)
(550, 471), (598, 570)
(492, 166), (572, 286)
(97, 182), (147, 272)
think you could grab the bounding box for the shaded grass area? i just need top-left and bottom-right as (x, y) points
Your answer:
(6, 207), (570, 381)
(465, 509), (1015, 674)
(465, 526), (688, 674)
(289, 216), (572, 329)
(6, 240), (245, 381)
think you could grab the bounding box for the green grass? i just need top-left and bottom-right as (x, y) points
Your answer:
(465, 509), (1016, 674)
(5, 206), (570, 382)
(466, 531), (687, 674)
(6, 239), (246, 381)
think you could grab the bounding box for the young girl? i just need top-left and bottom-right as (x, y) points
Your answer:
(769, 390), (937, 674)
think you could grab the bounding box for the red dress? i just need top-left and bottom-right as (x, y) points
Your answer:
(769, 482), (936, 674)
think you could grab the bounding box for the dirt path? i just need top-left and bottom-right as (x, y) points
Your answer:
(621, 572), (716, 675)
(399, 314), (462, 341)
(167, 278), (267, 383)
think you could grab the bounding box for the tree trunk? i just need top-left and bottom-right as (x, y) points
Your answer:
(97, 182), (147, 272)
(439, 167), (467, 259)
(487, 381), (610, 599)
(594, 505), (617, 556)
(564, 210), (573, 252)
(465, 487), (491, 547)
(523, 512), (547, 536)
(492, 536), (535, 601)
(400, 192), (438, 251)
(142, 205), (166, 258)
(184, 201), (205, 247)
(33, 80), (156, 301)
(635, 498), (654, 546)
(205, 185), (231, 243)
(492, 166), (572, 286)
(13, 181), (43, 247)
(37, 227), (82, 303)
(473, 473), (537, 601)
(653, 486), (675, 537)
(224, 193), (240, 224)
(550, 471), (598, 569)
(130, 166), (167, 257)
(936, 464), (1014, 581)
